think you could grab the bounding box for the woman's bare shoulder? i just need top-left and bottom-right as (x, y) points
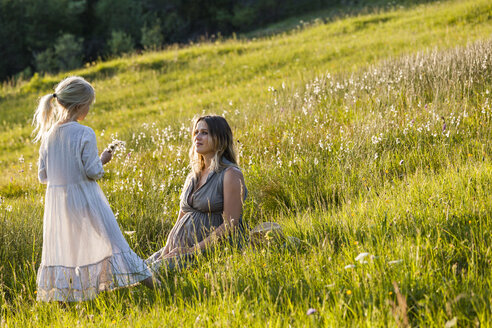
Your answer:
(224, 166), (243, 176)
(224, 166), (244, 186)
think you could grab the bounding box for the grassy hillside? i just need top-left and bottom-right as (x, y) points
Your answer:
(1, 0), (491, 326)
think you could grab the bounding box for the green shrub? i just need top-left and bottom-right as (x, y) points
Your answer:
(54, 33), (83, 71)
(108, 30), (135, 56)
(141, 19), (164, 50)
(34, 34), (83, 73)
(34, 48), (58, 74)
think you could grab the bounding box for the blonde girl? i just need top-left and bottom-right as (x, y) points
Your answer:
(33, 76), (157, 302)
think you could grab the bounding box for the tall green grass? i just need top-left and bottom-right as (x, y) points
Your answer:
(0, 0), (491, 326)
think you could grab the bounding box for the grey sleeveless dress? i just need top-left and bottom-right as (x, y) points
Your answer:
(146, 160), (247, 270)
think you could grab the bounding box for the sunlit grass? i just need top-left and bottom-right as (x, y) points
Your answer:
(0, 0), (492, 326)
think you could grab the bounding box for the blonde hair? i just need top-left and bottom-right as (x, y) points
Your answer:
(189, 115), (238, 178)
(32, 76), (95, 143)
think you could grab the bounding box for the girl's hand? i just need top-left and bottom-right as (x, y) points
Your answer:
(100, 149), (112, 165)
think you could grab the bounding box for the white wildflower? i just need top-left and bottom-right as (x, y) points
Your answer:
(106, 140), (126, 153)
(355, 252), (370, 264)
(371, 134), (382, 145)
(445, 317), (458, 328)
(388, 259), (403, 265)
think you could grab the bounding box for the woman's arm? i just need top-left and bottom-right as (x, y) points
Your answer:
(191, 167), (245, 252)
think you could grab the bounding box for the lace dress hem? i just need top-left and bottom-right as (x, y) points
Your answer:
(37, 251), (151, 302)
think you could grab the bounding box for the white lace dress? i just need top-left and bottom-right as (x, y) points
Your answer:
(36, 122), (151, 302)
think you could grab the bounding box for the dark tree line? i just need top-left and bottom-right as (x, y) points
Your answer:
(0, 0), (345, 81)
(1, 0), (426, 82)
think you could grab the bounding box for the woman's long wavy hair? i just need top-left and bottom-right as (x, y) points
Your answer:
(32, 76), (95, 143)
(189, 115), (238, 178)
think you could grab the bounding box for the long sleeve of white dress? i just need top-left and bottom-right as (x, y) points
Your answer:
(38, 142), (47, 184)
(81, 128), (104, 180)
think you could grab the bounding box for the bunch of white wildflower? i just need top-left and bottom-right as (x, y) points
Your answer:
(106, 140), (126, 154)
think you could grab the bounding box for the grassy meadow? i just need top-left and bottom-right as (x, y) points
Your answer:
(1, 0), (492, 326)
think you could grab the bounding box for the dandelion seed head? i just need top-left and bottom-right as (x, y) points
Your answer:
(306, 308), (317, 315)
(388, 259), (403, 265)
(355, 252), (370, 263)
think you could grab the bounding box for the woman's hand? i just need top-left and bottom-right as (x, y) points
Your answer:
(163, 247), (193, 258)
(100, 149), (112, 165)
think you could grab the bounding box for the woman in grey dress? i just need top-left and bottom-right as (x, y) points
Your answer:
(147, 115), (247, 270)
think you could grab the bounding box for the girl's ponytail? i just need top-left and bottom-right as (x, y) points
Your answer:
(32, 93), (57, 143)
(32, 76), (95, 143)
